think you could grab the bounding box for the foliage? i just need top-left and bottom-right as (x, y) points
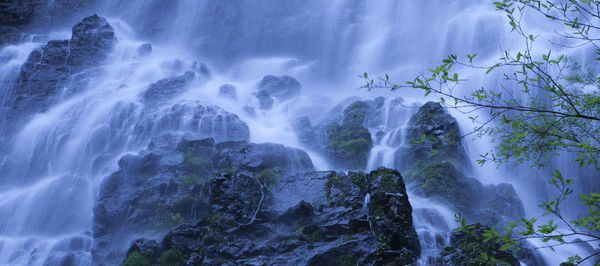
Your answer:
(363, 0), (600, 263)
(123, 252), (150, 266)
(184, 151), (211, 175)
(158, 248), (187, 266)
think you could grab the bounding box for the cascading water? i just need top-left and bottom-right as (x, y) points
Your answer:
(0, 0), (596, 265)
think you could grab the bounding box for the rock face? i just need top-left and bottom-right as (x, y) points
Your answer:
(121, 168), (421, 265)
(5, 14), (115, 124)
(398, 102), (525, 227)
(93, 133), (314, 264)
(0, 0), (35, 26)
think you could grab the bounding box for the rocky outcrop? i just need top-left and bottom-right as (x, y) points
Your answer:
(5, 14), (115, 124)
(257, 75), (301, 101)
(253, 75), (301, 110)
(395, 102), (468, 171)
(142, 71), (195, 104)
(398, 102), (525, 227)
(121, 168), (420, 265)
(132, 103), (250, 144)
(93, 133), (314, 264)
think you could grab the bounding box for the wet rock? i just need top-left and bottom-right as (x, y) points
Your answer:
(121, 168), (420, 265)
(218, 84), (237, 100)
(0, 0), (35, 26)
(342, 100), (370, 125)
(69, 14), (116, 66)
(277, 200), (314, 224)
(395, 101), (468, 171)
(136, 43), (152, 57)
(257, 89), (274, 110)
(327, 123), (372, 170)
(6, 14), (115, 125)
(437, 224), (520, 266)
(293, 100), (378, 171)
(257, 75), (301, 101)
(216, 142), (314, 173)
(133, 103), (250, 144)
(142, 71), (195, 103)
(93, 133), (314, 264)
(0, 26), (19, 45)
(244, 105), (256, 117)
(126, 239), (160, 259)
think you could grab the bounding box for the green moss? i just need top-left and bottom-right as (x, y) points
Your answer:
(380, 174), (396, 192)
(158, 249), (187, 266)
(405, 161), (469, 210)
(307, 230), (320, 244)
(328, 123), (372, 170)
(349, 172), (366, 189)
(123, 252), (150, 266)
(184, 151), (211, 175)
(343, 101), (369, 125)
(177, 174), (207, 187)
(336, 254), (357, 266)
(325, 175), (350, 207)
(256, 167), (285, 188)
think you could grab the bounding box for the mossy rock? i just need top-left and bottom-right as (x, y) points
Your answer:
(327, 123), (372, 170)
(395, 101), (468, 171)
(342, 100), (370, 125)
(405, 161), (479, 212)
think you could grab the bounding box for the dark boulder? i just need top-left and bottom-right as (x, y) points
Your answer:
(125, 238), (160, 260)
(256, 89), (274, 110)
(68, 14), (116, 66)
(142, 71), (195, 103)
(395, 101), (468, 171)
(257, 75), (301, 101)
(136, 43), (152, 58)
(218, 84), (237, 100)
(215, 142), (314, 174)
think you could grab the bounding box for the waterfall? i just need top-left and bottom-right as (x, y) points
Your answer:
(0, 0), (596, 265)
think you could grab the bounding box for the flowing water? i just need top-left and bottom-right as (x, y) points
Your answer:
(0, 0), (596, 265)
